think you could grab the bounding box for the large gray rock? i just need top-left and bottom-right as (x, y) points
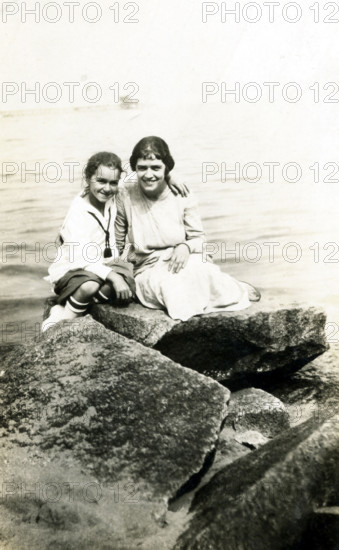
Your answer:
(174, 414), (339, 550)
(270, 345), (339, 427)
(224, 388), (290, 437)
(0, 317), (229, 549)
(43, 295), (177, 346)
(298, 507), (339, 550)
(175, 389), (289, 517)
(91, 300), (328, 386)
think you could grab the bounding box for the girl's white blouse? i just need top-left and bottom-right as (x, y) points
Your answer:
(46, 192), (119, 284)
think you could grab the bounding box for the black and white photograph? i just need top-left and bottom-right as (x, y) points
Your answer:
(0, 1), (338, 548)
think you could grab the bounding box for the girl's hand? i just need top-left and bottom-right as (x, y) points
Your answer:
(107, 272), (133, 301)
(168, 244), (190, 274)
(167, 176), (190, 197)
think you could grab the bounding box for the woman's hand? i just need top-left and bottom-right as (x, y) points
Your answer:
(168, 243), (190, 274)
(106, 271), (133, 301)
(167, 176), (190, 197)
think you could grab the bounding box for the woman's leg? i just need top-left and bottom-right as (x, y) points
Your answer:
(238, 281), (261, 302)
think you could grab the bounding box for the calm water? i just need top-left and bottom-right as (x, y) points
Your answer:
(1, 104), (339, 344)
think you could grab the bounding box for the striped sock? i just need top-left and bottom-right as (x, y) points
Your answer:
(66, 296), (90, 314)
(97, 289), (110, 303)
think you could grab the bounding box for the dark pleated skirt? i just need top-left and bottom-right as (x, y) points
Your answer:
(53, 259), (135, 305)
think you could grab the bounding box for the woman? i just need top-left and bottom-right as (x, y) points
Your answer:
(115, 137), (259, 321)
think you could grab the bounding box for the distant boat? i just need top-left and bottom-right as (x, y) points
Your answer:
(119, 96), (140, 110)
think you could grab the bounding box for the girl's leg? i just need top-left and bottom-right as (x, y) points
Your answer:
(42, 280), (102, 332)
(41, 304), (66, 332)
(94, 282), (115, 304)
(64, 280), (101, 319)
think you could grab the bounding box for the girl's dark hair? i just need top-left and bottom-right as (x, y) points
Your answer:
(129, 137), (175, 174)
(84, 151), (122, 181)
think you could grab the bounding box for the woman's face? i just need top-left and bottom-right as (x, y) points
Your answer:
(135, 157), (167, 198)
(88, 164), (121, 206)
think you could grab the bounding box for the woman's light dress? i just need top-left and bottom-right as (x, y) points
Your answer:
(115, 183), (250, 321)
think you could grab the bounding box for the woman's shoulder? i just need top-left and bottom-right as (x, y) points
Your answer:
(117, 181), (139, 201)
(174, 188), (199, 208)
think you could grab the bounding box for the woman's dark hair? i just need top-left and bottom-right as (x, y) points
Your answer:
(84, 151), (122, 181)
(129, 137), (175, 174)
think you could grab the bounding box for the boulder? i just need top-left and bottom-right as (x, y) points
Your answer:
(269, 346), (339, 427)
(90, 299), (178, 347)
(233, 430), (269, 449)
(90, 300), (328, 387)
(213, 426), (252, 465)
(169, 424), (271, 516)
(0, 316), (229, 549)
(174, 414), (339, 550)
(298, 507), (339, 550)
(223, 388), (290, 437)
(190, 397), (282, 505)
(196, 388), (289, 494)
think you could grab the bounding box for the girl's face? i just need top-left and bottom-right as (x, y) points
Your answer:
(88, 164), (121, 206)
(135, 156), (167, 198)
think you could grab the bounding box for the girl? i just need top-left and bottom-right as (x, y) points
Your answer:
(42, 151), (134, 332)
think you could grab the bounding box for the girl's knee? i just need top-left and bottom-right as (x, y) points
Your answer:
(98, 282), (114, 298)
(76, 280), (101, 299)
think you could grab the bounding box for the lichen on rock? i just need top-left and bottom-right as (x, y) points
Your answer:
(0, 316), (231, 548)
